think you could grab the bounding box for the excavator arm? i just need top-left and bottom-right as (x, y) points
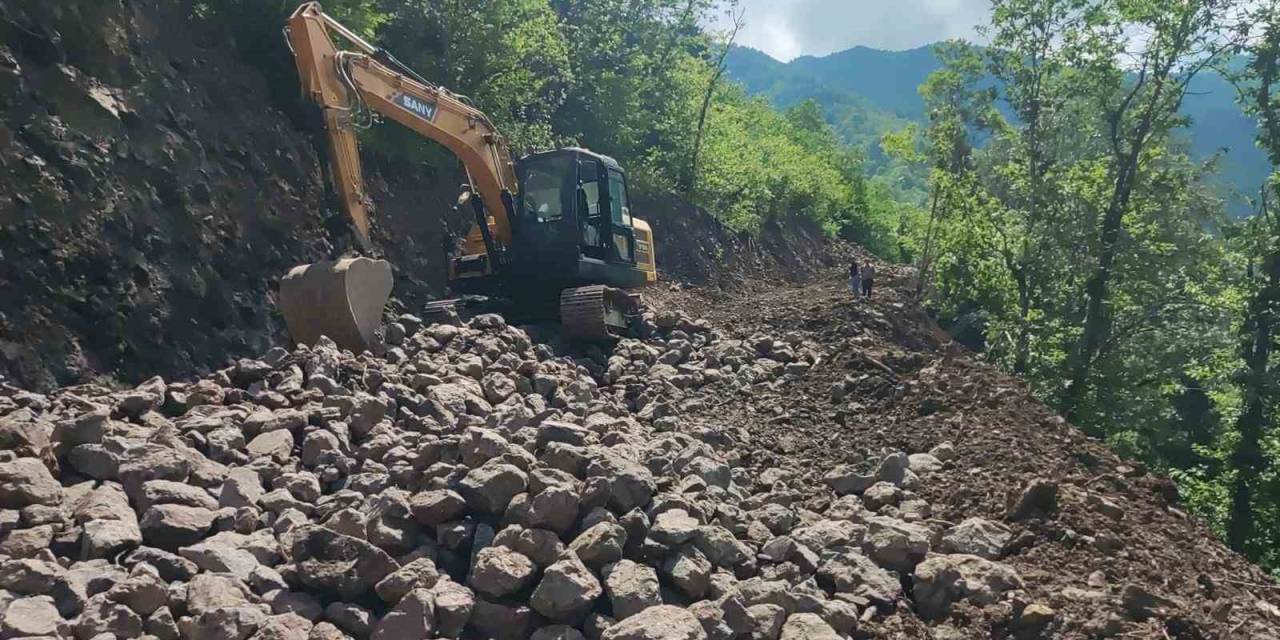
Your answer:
(285, 1), (519, 252)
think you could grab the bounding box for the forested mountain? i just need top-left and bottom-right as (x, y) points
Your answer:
(726, 44), (1268, 213)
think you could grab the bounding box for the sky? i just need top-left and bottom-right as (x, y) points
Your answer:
(720, 0), (991, 62)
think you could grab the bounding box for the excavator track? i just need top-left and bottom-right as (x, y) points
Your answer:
(560, 285), (640, 341)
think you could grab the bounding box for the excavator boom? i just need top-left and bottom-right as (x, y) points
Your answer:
(279, 2), (520, 351)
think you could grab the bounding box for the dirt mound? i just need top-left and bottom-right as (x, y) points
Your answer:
(654, 253), (1280, 638)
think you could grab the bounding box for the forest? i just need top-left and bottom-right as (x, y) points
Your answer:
(198, 0), (1280, 574)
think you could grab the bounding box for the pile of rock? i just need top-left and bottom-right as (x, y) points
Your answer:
(0, 311), (1033, 640)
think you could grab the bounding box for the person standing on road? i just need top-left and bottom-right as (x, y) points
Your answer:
(860, 262), (875, 299)
(849, 258), (861, 299)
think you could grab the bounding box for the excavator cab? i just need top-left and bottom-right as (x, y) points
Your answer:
(508, 148), (651, 288)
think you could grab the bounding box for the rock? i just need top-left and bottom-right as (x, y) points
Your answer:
(247, 430), (295, 462)
(860, 482), (901, 511)
(252, 613), (314, 640)
(1, 595), (63, 637)
(287, 525), (399, 600)
(0, 524), (54, 558)
(82, 518), (143, 560)
(602, 560), (661, 620)
(0, 558), (62, 594)
(493, 526), (565, 567)
(140, 479), (219, 510)
(180, 605), (266, 640)
(309, 621), (350, 640)
(1007, 478), (1057, 520)
(105, 568), (169, 616)
(469, 546), (536, 598)
(221, 468), (266, 509)
(140, 504), (217, 549)
(861, 517), (929, 572)
(375, 558), (440, 604)
(650, 509), (700, 546)
(906, 453), (943, 474)
(147, 606), (181, 640)
(693, 526), (752, 569)
(939, 518), (1012, 560)
(470, 598), (534, 640)
(600, 605), (706, 640)
(301, 431), (342, 467)
(912, 554), (1024, 620)
(187, 574), (251, 615)
(1087, 494), (1125, 521)
(661, 545), (712, 600)
(815, 548), (901, 606)
(409, 490), (466, 526)
(585, 454), (655, 513)
(532, 625), (588, 640)
(521, 486), (581, 536)
(266, 591), (323, 621)
(78, 594), (145, 639)
(820, 466), (876, 496)
(570, 522), (627, 569)
(180, 541), (261, 581)
(371, 588), (434, 640)
(324, 602), (373, 638)
(1120, 583), (1179, 621)
(459, 464), (528, 515)
(530, 552), (602, 622)
(1016, 603), (1055, 631)
(928, 443), (956, 461)
(741, 604), (786, 640)
(0, 458), (62, 508)
(430, 580), (475, 638)
(124, 547), (199, 582)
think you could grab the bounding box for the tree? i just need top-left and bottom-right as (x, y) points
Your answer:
(1063, 0), (1247, 420)
(1226, 2), (1280, 555)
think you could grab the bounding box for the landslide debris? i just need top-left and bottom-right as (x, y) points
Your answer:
(2, 254), (1280, 639)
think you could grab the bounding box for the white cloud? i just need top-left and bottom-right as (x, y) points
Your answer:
(718, 0), (991, 61)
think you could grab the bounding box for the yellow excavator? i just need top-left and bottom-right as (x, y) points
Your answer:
(278, 2), (658, 351)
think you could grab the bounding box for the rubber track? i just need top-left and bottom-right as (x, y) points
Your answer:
(560, 285), (610, 341)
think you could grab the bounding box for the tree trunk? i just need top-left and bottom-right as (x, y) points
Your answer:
(1063, 144), (1141, 422)
(1013, 265), (1032, 375)
(1227, 251), (1280, 552)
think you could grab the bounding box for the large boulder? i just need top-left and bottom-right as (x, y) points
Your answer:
(286, 525), (399, 600)
(939, 518), (1011, 560)
(602, 560), (661, 620)
(371, 588), (435, 640)
(139, 504), (217, 549)
(529, 552), (602, 622)
(0, 458), (62, 508)
(912, 553), (1024, 620)
(600, 605), (706, 640)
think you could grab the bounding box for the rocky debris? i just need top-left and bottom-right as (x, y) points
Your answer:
(5, 290), (1265, 640)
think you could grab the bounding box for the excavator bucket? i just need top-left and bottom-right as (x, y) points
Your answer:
(278, 257), (393, 353)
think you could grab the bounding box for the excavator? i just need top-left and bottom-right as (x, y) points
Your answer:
(278, 2), (658, 352)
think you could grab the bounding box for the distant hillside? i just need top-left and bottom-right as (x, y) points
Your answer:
(726, 44), (1268, 214)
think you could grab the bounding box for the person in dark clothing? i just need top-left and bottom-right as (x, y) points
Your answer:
(860, 262), (875, 299)
(849, 259), (861, 298)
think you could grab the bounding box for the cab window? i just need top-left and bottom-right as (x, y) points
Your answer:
(579, 160), (602, 217)
(519, 155), (572, 223)
(609, 169), (631, 226)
